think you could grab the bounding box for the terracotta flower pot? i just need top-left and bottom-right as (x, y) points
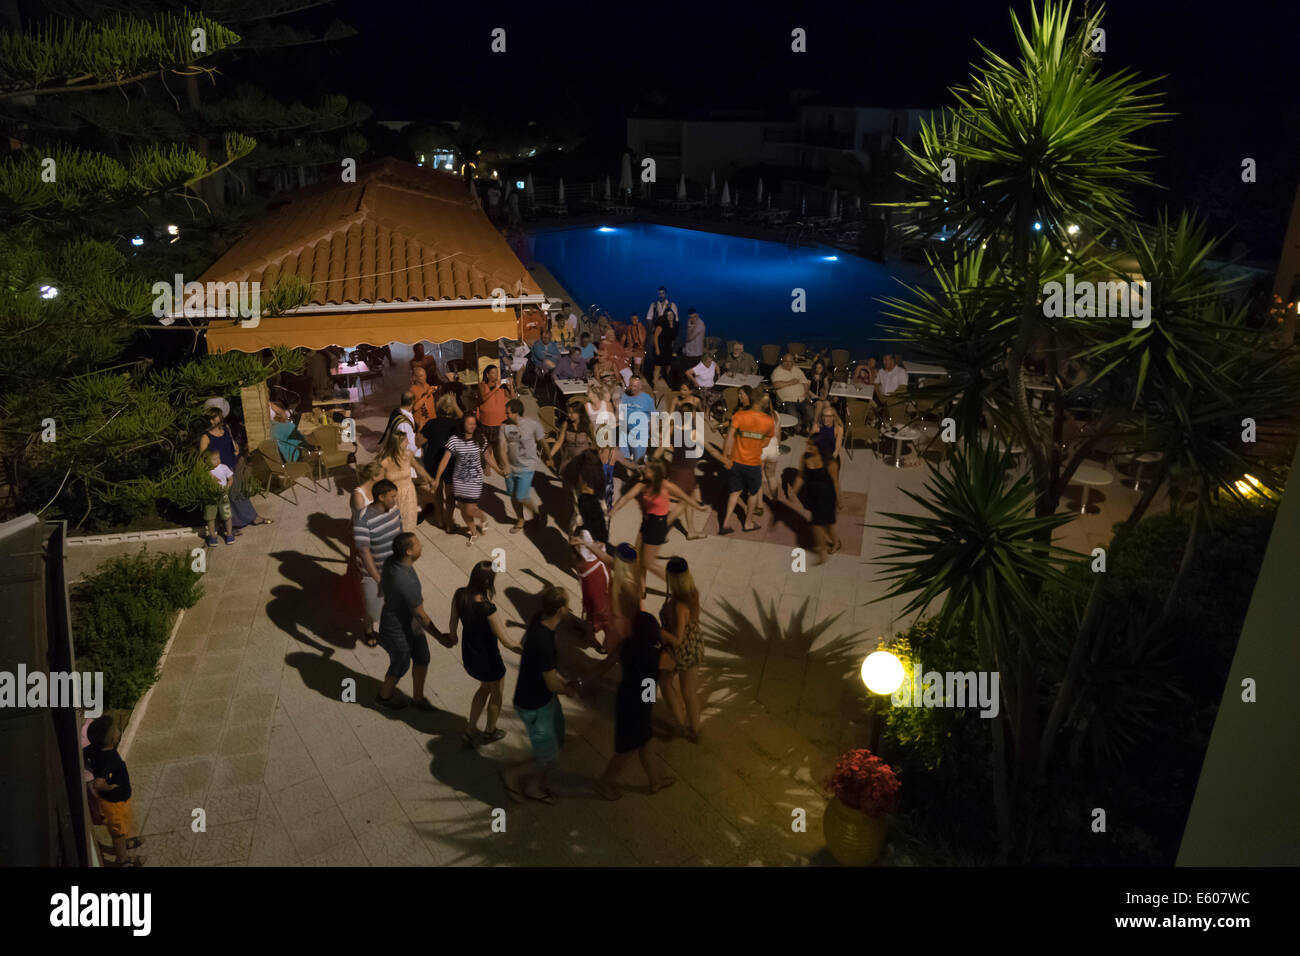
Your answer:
(823, 795), (889, 866)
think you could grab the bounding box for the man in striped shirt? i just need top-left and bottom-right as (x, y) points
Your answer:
(353, 479), (402, 646)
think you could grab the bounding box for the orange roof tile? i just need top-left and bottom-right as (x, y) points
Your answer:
(200, 158), (541, 307)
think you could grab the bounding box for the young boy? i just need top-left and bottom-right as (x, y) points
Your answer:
(84, 715), (145, 866)
(205, 448), (235, 546)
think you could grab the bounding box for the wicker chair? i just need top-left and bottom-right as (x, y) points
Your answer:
(843, 400), (880, 459)
(760, 344), (781, 367)
(830, 348), (851, 375)
(787, 342), (807, 361)
(251, 439), (314, 503)
(306, 425), (357, 489)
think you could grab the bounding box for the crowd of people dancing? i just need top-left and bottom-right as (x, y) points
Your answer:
(326, 285), (889, 803)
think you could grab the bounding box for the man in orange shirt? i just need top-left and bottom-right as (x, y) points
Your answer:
(719, 386), (774, 534)
(410, 365), (437, 431)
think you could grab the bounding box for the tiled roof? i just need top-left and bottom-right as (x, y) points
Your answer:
(200, 159), (541, 306)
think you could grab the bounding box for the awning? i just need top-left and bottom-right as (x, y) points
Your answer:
(205, 306), (518, 353)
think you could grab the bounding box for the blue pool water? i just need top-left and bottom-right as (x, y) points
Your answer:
(529, 223), (933, 358)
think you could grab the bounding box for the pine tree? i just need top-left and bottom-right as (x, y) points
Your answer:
(0, 8), (314, 527)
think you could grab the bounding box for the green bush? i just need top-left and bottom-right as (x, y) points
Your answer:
(71, 549), (203, 711)
(889, 498), (1278, 865)
(881, 618), (999, 863)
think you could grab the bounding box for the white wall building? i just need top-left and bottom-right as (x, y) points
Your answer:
(627, 104), (934, 184)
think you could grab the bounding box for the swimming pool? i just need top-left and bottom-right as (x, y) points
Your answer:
(528, 223), (933, 358)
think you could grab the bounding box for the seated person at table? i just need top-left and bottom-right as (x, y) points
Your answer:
(686, 350), (720, 409)
(578, 332), (597, 364)
(852, 357), (877, 387)
(875, 353), (909, 398)
(598, 329), (632, 385)
(556, 347), (588, 381)
(269, 418), (311, 462)
(771, 353), (814, 433)
(620, 314), (647, 369)
(723, 341), (758, 377)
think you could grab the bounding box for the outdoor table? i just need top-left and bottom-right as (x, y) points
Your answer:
(313, 396), (352, 420)
(1123, 451), (1163, 492)
(830, 381), (875, 418)
(904, 362), (948, 385)
(881, 424), (923, 468)
(717, 373), (762, 389)
(829, 382), (874, 400)
(555, 378), (589, 396)
(1070, 462), (1113, 514)
(331, 361), (369, 402)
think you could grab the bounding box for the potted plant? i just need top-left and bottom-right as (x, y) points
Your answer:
(823, 748), (900, 866)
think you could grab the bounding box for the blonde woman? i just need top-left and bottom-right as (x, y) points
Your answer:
(350, 461), (385, 517)
(377, 427), (434, 533)
(658, 557), (704, 742)
(811, 400), (845, 496)
(607, 543), (644, 655)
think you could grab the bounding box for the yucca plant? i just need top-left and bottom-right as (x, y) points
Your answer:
(889, 0), (1168, 519)
(872, 437), (1080, 851)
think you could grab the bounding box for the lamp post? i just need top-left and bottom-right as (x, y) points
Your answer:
(860, 649), (905, 753)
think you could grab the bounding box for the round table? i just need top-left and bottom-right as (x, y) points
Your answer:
(777, 412), (798, 455)
(1123, 451), (1163, 492)
(882, 425), (922, 468)
(1071, 462), (1113, 514)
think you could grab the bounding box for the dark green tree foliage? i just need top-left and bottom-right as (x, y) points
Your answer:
(0, 5), (315, 525)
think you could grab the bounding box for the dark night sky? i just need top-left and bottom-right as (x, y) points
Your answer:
(284, 0), (1297, 255)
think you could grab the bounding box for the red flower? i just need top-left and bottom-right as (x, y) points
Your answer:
(826, 748), (901, 816)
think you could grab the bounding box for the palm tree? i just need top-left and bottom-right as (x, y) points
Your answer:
(891, 0), (1168, 520)
(873, 438), (1078, 853)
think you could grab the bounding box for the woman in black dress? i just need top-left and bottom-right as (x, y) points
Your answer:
(789, 443), (841, 564)
(447, 561), (520, 746)
(591, 610), (676, 800)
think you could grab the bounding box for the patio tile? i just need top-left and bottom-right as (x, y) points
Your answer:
(190, 821), (255, 866)
(339, 786), (408, 836)
(155, 757), (215, 796)
(356, 821), (438, 866)
(287, 807), (359, 861)
(212, 751), (268, 790)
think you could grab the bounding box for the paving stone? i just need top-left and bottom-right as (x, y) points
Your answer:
(190, 821), (255, 866)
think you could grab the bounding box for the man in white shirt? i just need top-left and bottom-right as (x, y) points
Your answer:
(875, 353), (909, 398)
(771, 353), (814, 433)
(687, 350), (720, 412)
(385, 391), (422, 460)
